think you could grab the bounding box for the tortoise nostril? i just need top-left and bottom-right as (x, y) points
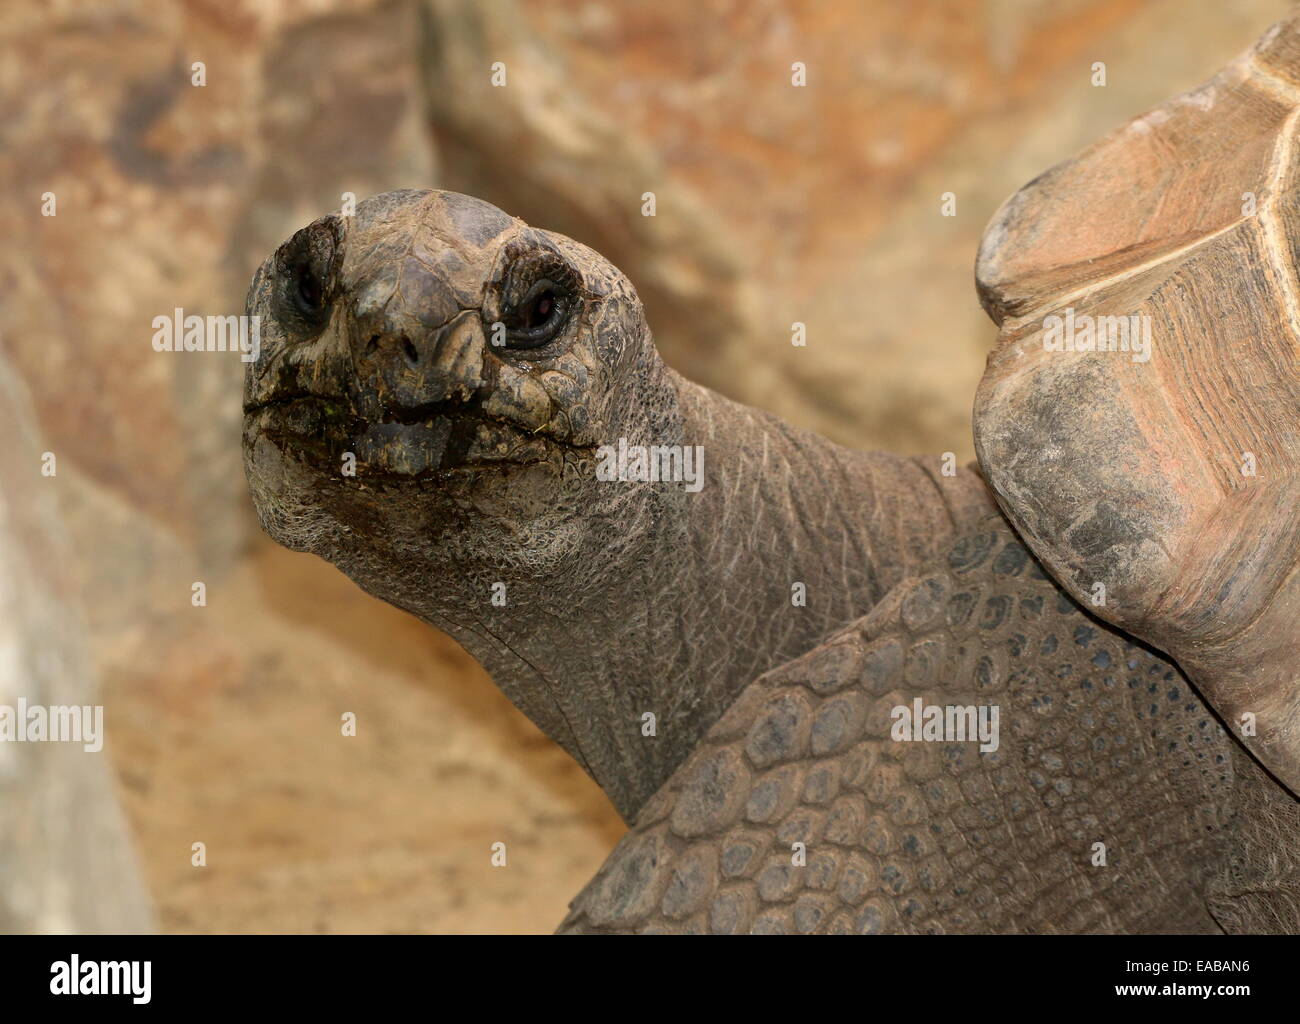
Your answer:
(400, 336), (419, 367)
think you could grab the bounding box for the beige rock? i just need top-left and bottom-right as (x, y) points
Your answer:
(0, 358), (153, 933)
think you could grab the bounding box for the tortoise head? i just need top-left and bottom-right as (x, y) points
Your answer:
(242, 189), (679, 582)
(975, 14), (1300, 793)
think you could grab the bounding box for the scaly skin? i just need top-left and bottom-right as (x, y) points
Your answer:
(560, 520), (1298, 934)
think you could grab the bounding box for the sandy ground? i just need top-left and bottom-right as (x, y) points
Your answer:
(104, 537), (623, 934)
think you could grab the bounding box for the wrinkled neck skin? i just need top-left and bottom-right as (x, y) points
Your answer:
(329, 362), (992, 822)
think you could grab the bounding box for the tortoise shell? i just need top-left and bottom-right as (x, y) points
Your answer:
(974, 13), (1300, 794)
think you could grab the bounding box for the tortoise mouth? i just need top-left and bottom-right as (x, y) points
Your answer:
(244, 392), (593, 478)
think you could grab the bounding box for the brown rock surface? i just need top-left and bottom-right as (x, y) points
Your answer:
(0, 358), (152, 933)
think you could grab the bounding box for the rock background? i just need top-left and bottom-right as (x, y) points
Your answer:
(0, 359), (153, 934)
(0, 0), (1289, 932)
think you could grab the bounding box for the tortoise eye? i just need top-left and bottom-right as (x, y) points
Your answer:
(273, 215), (341, 334)
(529, 291), (554, 325)
(295, 262), (324, 312)
(504, 277), (570, 349)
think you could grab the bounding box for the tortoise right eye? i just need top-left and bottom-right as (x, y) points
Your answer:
(295, 262), (324, 312)
(271, 215), (342, 334)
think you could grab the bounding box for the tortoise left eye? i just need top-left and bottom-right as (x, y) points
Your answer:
(526, 290), (555, 327)
(504, 278), (569, 349)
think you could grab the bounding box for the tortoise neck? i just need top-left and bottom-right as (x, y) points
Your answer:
(397, 372), (992, 822)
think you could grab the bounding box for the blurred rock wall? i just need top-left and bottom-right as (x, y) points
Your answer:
(0, 359), (152, 933)
(0, 0), (1290, 932)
